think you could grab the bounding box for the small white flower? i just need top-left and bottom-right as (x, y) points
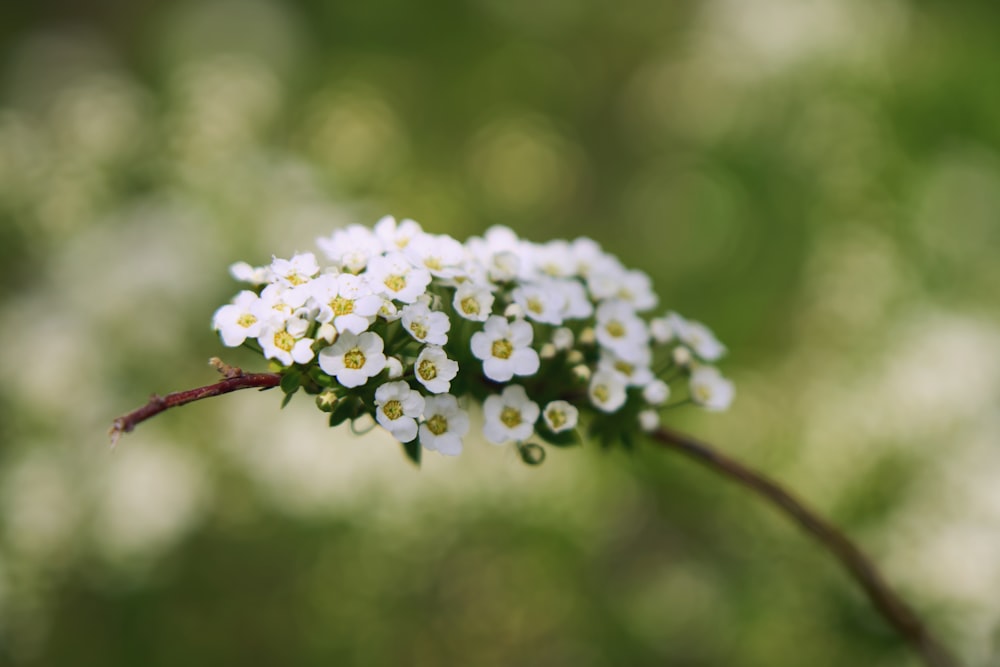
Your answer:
(672, 346), (692, 367)
(542, 401), (578, 433)
(551, 327), (574, 351)
(270, 253), (320, 288)
(452, 282), (495, 322)
(212, 290), (264, 347)
(588, 370), (627, 413)
(535, 240), (577, 278)
(258, 320), (315, 367)
(318, 331), (387, 388)
(614, 269), (658, 312)
(594, 300), (650, 363)
(690, 366), (735, 411)
(374, 381), (425, 442)
(649, 317), (674, 344)
(374, 215), (424, 251)
(680, 320), (727, 362)
(419, 394), (470, 456)
(386, 356), (404, 379)
(642, 379), (670, 406)
(511, 282), (565, 325)
(316, 225), (383, 273)
(229, 261), (271, 285)
(638, 409), (660, 432)
(377, 299), (401, 321)
(365, 252), (432, 303)
(405, 232), (467, 278)
(470, 316), (540, 383)
(310, 273), (382, 335)
(414, 346), (459, 394)
(482, 385), (540, 444)
(598, 349), (654, 387)
(400, 302), (451, 345)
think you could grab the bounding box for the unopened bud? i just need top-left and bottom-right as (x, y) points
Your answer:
(386, 357), (404, 379)
(638, 409), (660, 432)
(504, 303), (525, 319)
(317, 322), (338, 344)
(552, 327), (574, 351)
(572, 364), (592, 382)
(578, 327), (596, 345)
(539, 343), (557, 359)
(566, 350), (584, 365)
(672, 346), (692, 367)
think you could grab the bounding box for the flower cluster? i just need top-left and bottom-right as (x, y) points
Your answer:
(213, 217), (734, 463)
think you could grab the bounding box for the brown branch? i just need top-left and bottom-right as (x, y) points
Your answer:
(109, 360), (280, 446)
(649, 426), (959, 667)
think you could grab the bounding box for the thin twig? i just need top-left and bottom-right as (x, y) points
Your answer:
(109, 362), (280, 447)
(649, 426), (959, 667)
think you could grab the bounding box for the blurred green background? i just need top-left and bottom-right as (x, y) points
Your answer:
(1, 0), (999, 665)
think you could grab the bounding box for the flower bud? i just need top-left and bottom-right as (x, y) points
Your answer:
(638, 409), (660, 432)
(552, 327), (574, 351)
(672, 346), (692, 367)
(539, 343), (557, 359)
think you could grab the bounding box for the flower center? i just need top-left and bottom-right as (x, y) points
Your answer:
(383, 399), (403, 420)
(384, 274), (407, 293)
(460, 297), (480, 315)
(343, 347), (366, 369)
(605, 320), (626, 338)
(500, 406), (522, 428)
(330, 296), (354, 316)
(237, 313), (258, 328)
(274, 330), (295, 352)
(287, 272), (307, 286)
(492, 339), (513, 359)
(694, 386), (712, 402)
(526, 298), (544, 314)
(614, 361), (634, 377)
(593, 384), (610, 403)
(424, 257), (443, 271)
(418, 359), (437, 381)
(426, 414), (448, 435)
(546, 409), (566, 429)
(410, 321), (429, 339)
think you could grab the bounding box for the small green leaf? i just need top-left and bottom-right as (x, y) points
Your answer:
(280, 391), (295, 409)
(401, 439), (421, 466)
(280, 370), (301, 395)
(535, 424), (582, 448)
(328, 397), (357, 427)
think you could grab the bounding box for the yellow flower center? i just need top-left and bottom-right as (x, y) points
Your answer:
(418, 359), (437, 381)
(287, 273), (307, 286)
(526, 298), (544, 314)
(546, 409), (567, 429)
(492, 339), (513, 359)
(614, 361), (634, 377)
(593, 384), (610, 403)
(426, 414), (448, 435)
(460, 297), (480, 315)
(410, 321), (429, 339)
(274, 330), (295, 352)
(343, 347), (366, 369)
(330, 296), (354, 316)
(424, 257), (443, 271)
(383, 400), (403, 420)
(384, 274), (407, 293)
(500, 406), (522, 428)
(237, 313), (257, 328)
(605, 321), (626, 338)
(694, 385), (712, 402)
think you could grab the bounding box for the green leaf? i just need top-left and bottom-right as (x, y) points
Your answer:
(401, 438), (421, 466)
(280, 391), (295, 409)
(279, 370), (301, 395)
(328, 397), (358, 427)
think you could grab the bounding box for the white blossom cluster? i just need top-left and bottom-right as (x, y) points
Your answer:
(212, 217), (734, 462)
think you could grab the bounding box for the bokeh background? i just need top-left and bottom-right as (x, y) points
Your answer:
(1, 0), (999, 665)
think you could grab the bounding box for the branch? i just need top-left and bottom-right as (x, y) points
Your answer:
(109, 359), (280, 446)
(649, 426), (959, 667)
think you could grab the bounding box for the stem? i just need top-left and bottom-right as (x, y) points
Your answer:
(649, 426), (959, 667)
(109, 363), (281, 446)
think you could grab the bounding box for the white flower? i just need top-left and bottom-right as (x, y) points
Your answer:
(309, 273), (382, 335)
(551, 327), (574, 351)
(649, 316), (674, 344)
(405, 232), (467, 278)
(374, 381), (425, 442)
(594, 300), (650, 363)
(642, 379), (670, 406)
(542, 401), (578, 433)
(258, 320), (315, 367)
(414, 346), (459, 394)
(452, 282), (495, 321)
(229, 261), (271, 285)
(316, 224), (383, 273)
(400, 302), (451, 345)
(638, 409), (660, 432)
(365, 252), (432, 303)
(482, 385), (539, 444)
(511, 282), (565, 325)
(374, 215), (424, 251)
(598, 349), (654, 387)
(535, 240), (577, 278)
(613, 269), (658, 312)
(588, 370), (627, 413)
(419, 394), (470, 456)
(470, 316), (540, 382)
(212, 290), (264, 347)
(680, 319), (727, 362)
(672, 346), (692, 367)
(690, 366), (735, 411)
(318, 331), (387, 388)
(556, 279), (594, 320)
(269, 253), (320, 287)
